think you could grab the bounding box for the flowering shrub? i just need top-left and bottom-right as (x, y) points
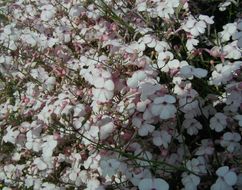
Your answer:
(0, 0), (241, 189)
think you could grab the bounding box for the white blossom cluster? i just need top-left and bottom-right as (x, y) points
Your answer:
(0, 0), (241, 189)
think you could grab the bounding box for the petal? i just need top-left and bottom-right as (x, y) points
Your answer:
(153, 178), (169, 190)
(94, 78), (105, 88)
(104, 80), (114, 91)
(138, 178), (152, 190)
(224, 171), (237, 186)
(69, 172), (77, 181)
(193, 68), (208, 78)
(216, 166), (229, 177)
(151, 104), (162, 116)
(164, 95), (176, 103)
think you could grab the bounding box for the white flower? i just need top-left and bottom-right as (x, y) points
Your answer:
(218, 1), (232, 11)
(142, 35), (157, 48)
(223, 42), (241, 60)
(157, 0), (179, 19)
(182, 173), (200, 190)
(186, 38), (199, 51)
(234, 115), (242, 127)
(195, 139), (214, 156)
(134, 150), (153, 167)
(126, 167), (152, 186)
(40, 4), (56, 21)
(152, 130), (171, 148)
(198, 15), (214, 25)
(138, 178), (169, 190)
(42, 135), (57, 158)
(219, 23), (237, 42)
(210, 113), (227, 132)
(209, 61), (241, 86)
(233, 20), (242, 48)
(92, 75), (115, 103)
(44, 76), (56, 91)
(100, 158), (121, 177)
(180, 65), (208, 79)
(21, 32), (38, 47)
(220, 132), (241, 152)
(136, 1), (147, 12)
(125, 41), (146, 56)
(155, 41), (169, 52)
(186, 157), (207, 175)
(33, 158), (48, 170)
(211, 166), (237, 190)
(151, 95), (177, 120)
(99, 116), (115, 140)
(3, 126), (20, 144)
(132, 116), (155, 136)
(127, 70), (147, 88)
(41, 182), (60, 190)
(85, 178), (104, 190)
(139, 81), (161, 101)
(182, 118), (202, 135)
(183, 16), (207, 37)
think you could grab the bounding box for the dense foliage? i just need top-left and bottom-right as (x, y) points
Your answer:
(0, 0), (241, 189)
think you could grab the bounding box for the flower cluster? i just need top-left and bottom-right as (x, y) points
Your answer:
(0, 0), (241, 189)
